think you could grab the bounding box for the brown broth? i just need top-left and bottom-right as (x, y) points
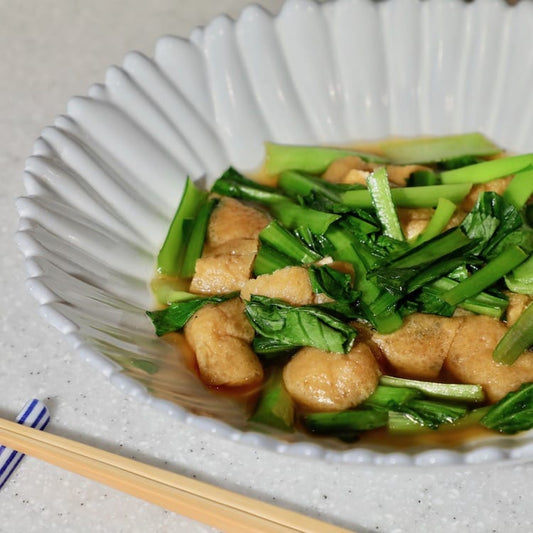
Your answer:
(161, 332), (503, 450)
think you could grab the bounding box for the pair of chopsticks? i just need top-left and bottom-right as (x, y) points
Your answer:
(0, 417), (353, 533)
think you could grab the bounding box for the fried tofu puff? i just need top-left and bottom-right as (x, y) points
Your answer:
(184, 298), (263, 387)
(189, 197), (269, 295)
(322, 155), (429, 187)
(241, 266), (315, 306)
(282, 344), (381, 412)
(444, 315), (533, 402)
(189, 239), (258, 295)
(372, 313), (463, 381)
(205, 197), (269, 248)
(396, 208), (434, 240)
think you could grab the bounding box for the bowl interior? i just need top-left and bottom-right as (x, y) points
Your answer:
(16, 0), (533, 465)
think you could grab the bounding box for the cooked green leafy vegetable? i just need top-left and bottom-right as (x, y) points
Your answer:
(147, 134), (533, 444)
(505, 255), (533, 294)
(180, 198), (218, 278)
(157, 178), (208, 276)
(414, 197), (457, 244)
(303, 409), (388, 442)
(440, 153), (533, 184)
(342, 183), (472, 208)
(503, 167), (533, 209)
(366, 167), (404, 241)
(264, 142), (388, 176)
(278, 169), (365, 208)
(211, 167), (286, 205)
(378, 133), (501, 165)
(244, 295), (357, 354)
(481, 383), (533, 434)
(308, 264), (359, 304)
(147, 293), (238, 336)
(249, 370), (294, 432)
(378, 376), (485, 403)
(493, 302), (533, 365)
(258, 220), (321, 265)
(459, 191), (529, 259)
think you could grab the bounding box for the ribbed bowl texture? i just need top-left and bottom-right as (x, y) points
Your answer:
(16, 0), (533, 466)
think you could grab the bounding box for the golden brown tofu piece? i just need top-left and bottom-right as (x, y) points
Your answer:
(206, 197), (269, 248)
(460, 176), (513, 211)
(386, 164), (430, 187)
(241, 266), (314, 306)
(322, 155), (429, 187)
(444, 208), (467, 230)
(397, 208), (433, 240)
(184, 298), (263, 387)
(505, 292), (533, 327)
(190, 238), (258, 295)
(372, 313), (462, 380)
(282, 343), (381, 412)
(323, 156), (374, 184)
(203, 237), (258, 257)
(189, 254), (255, 294)
(444, 315), (533, 402)
(339, 168), (370, 186)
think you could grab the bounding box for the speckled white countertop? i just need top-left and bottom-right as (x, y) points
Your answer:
(1, 1), (532, 532)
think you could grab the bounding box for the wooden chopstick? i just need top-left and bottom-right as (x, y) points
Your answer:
(0, 418), (353, 533)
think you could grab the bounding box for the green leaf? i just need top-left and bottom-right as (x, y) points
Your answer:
(460, 191), (524, 258)
(252, 336), (297, 359)
(481, 383), (533, 434)
(269, 200), (340, 235)
(420, 276), (509, 319)
(146, 293), (239, 336)
(392, 399), (468, 430)
(244, 295), (357, 354)
(253, 244), (297, 276)
(406, 170), (440, 187)
(258, 220), (321, 264)
(505, 255), (533, 294)
(278, 170), (363, 202)
(308, 264), (359, 303)
(211, 167), (287, 205)
(437, 155), (482, 170)
(363, 385), (422, 411)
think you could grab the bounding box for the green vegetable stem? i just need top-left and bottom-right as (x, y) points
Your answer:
(157, 178), (208, 276)
(378, 133), (501, 165)
(263, 142), (387, 177)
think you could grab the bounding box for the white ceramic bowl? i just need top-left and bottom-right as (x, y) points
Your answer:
(16, 0), (533, 466)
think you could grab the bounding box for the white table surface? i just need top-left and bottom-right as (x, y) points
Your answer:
(1, 1), (532, 532)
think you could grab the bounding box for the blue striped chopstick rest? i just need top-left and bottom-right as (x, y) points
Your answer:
(0, 399), (50, 489)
